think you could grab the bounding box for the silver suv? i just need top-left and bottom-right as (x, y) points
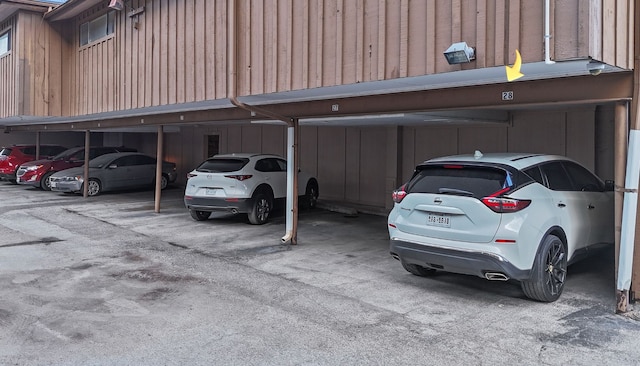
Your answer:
(388, 151), (614, 302)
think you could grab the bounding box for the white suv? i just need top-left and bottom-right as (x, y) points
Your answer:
(184, 153), (319, 224)
(388, 151), (614, 302)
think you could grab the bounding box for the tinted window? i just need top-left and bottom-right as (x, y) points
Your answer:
(255, 158), (285, 172)
(197, 158), (249, 173)
(0, 148), (12, 156)
(563, 161), (603, 192)
(524, 165), (544, 185)
(89, 154), (118, 168)
(21, 147), (36, 155)
(540, 162), (573, 191)
(132, 155), (155, 165)
(69, 150), (86, 160)
(41, 146), (66, 156)
(407, 166), (511, 198)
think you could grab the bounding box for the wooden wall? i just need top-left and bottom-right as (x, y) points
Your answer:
(0, 16), (15, 118)
(55, 0), (634, 117)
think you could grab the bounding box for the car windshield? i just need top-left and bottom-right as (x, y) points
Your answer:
(197, 158), (249, 173)
(408, 165), (512, 198)
(88, 154), (117, 169)
(52, 147), (82, 160)
(0, 148), (11, 156)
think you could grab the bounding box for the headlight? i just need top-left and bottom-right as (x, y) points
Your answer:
(25, 165), (43, 171)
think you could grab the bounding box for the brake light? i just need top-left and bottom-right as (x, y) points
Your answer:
(187, 172), (197, 179)
(225, 175), (253, 181)
(481, 197), (531, 213)
(392, 185), (407, 203)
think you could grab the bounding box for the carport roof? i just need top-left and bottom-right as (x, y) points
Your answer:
(0, 59), (632, 132)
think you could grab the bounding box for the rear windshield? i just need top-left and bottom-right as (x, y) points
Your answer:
(0, 148), (11, 156)
(197, 158), (249, 173)
(407, 165), (512, 198)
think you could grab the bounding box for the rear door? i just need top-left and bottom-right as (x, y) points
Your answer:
(129, 155), (156, 186)
(538, 162), (591, 253)
(255, 158), (287, 198)
(562, 161), (614, 246)
(394, 165), (507, 243)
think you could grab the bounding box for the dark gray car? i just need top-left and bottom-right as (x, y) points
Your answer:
(49, 152), (177, 196)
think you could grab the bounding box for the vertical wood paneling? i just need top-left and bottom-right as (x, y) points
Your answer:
(334, 0), (343, 84)
(214, 1), (226, 98)
(167, 0), (177, 104)
(176, 0), (186, 103)
(251, 0), (264, 94)
(475, 0), (487, 67)
(398, 0), (408, 78)
(145, 0), (154, 106)
(277, 0), (292, 91)
(184, 0), (195, 101)
(159, 0), (169, 105)
(0, 17), (15, 117)
(4, 0), (629, 119)
(194, 0), (205, 101)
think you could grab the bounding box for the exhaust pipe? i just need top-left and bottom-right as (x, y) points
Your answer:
(390, 253), (400, 261)
(485, 272), (509, 281)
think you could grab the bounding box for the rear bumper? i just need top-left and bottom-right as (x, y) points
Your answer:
(184, 196), (254, 214)
(390, 238), (530, 281)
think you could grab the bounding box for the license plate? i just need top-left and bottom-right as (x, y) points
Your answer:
(427, 213), (450, 227)
(205, 188), (219, 196)
(50, 182), (57, 188)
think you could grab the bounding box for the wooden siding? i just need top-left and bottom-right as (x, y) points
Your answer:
(0, 17), (15, 118)
(52, 0), (634, 116)
(0, 11), (64, 119)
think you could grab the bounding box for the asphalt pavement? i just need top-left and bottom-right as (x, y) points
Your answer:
(0, 182), (639, 365)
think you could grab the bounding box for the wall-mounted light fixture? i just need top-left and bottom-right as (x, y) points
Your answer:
(108, 0), (124, 11)
(444, 42), (476, 65)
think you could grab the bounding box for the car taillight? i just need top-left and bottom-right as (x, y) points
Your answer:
(481, 197), (531, 213)
(392, 185), (407, 203)
(225, 175), (253, 181)
(187, 173), (197, 179)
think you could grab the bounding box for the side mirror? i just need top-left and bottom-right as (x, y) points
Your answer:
(605, 180), (615, 192)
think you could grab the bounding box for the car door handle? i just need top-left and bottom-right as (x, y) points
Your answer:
(557, 203), (566, 208)
(588, 204), (596, 210)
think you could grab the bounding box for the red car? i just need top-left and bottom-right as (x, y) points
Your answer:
(16, 146), (137, 190)
(0, 145), (67, 184)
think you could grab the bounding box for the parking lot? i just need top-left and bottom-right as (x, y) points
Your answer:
(1, 181), (639, 365)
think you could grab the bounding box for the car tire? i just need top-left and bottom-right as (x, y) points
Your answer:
(160, 174), (169, 190)
(190, 209), (210, 221)
(521, 234), (567, 302)
(401, 261), (437, 277)
(86, 178), (102, 197)
(304, 180), (319, 209)
(40, 172), (53, 191)
(248, 191), (272, 225)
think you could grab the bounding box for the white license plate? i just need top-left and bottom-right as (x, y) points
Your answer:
(205, 188), (219, 196)
(50, 182), (57, 188)
(427, 213), (450, 227)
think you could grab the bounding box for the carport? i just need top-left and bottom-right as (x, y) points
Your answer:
(1, 60), (635, 302)
(2, 0), (639, 312)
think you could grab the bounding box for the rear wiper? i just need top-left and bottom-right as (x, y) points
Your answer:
(438, 188), (474, 197)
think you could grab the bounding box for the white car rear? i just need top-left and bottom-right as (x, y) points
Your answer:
(184, 153), (319, 224)
(388, 152), (614, 302)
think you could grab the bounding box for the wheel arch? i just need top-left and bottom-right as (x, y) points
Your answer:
(252, 183), (274, 198)
(536, 226), (568, 260)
